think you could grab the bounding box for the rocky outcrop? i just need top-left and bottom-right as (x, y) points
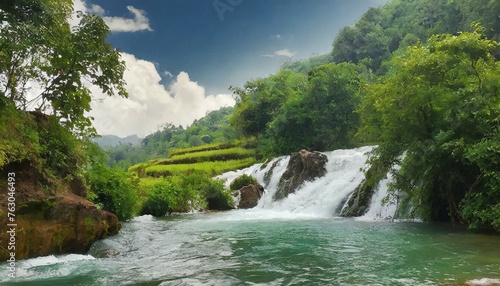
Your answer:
(0, 160), (120, 260)
(263, 158), (284, 187)
(274, 150), (328, 200)
(235, 184), (264, 209)
(340, 179), (375, 217)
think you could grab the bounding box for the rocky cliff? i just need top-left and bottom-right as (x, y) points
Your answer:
(0, 159), (120, 260)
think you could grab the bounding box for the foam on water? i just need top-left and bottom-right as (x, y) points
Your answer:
(219, 146), (380, 218)
(20, 254), (95, 268)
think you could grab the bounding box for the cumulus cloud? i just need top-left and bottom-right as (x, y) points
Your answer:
(90, 4), (105, 16)
(88, 53), (235, 137)
(70, 0), (152, 32)
(102, 6), (153, 32)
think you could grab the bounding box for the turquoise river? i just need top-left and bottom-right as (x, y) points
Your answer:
(1, 210), (500, 286)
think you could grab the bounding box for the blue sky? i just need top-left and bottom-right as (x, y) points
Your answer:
(72, 0), (389, 136)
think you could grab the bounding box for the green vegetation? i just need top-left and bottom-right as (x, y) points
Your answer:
(359, 26), (500, 230)
(158, 147), (255, 165)
(104, 107), (242, 170)
(138, 173), (235, 216)
(0, 0), (127, 137)
(140, 173), (233, 216)
(331, 0), (500, 74)
(230, 62), (365, 157)
(0, 0), (140, 233)
(229, 174), (258, 191)
(86, 162), (139, 221)
(143, 158), (257, 177)
(128, 140), (255, 216)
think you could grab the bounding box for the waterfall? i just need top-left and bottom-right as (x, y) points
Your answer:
(218, 146), (398, 219)
(357, 175), (398, 221)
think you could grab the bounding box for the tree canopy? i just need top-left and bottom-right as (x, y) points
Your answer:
(0, 0), (127, 136)
(359, 27), (500, 229)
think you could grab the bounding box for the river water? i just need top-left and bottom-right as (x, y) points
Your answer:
(2, 147), (500, 285)
(2, 211), (500, 285)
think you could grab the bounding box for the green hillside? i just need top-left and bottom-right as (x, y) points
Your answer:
(130, 140), (257, 178)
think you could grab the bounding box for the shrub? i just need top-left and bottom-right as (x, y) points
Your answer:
(140, 177), (207, 216)
(140, 173), (234, 216)
(141, 180), (173, 217)
(86, 164), (138, 221)
(229, 174), (258, 191)
(181, 172), (234, 210)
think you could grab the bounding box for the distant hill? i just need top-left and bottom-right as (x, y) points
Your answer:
(93, 134), (142, 148)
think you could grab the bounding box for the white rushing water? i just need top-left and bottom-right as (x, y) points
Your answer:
(218, 146), (397, 219)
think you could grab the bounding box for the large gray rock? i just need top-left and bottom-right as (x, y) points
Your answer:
(274, 150), (328, 200)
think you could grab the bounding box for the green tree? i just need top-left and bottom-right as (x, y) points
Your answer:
(359, 27), (500, 230)
(331, 0), (500, 74)
(264, 63), (363, 155)
(0, 0), (127, 136)
(230, 70), (307, 137)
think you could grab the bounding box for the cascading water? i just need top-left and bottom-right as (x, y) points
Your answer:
(218, 146), (398, 219)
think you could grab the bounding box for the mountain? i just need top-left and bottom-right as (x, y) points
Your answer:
(93, 134), (142, 148)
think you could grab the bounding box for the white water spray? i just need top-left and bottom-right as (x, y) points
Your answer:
(218, 146), (398, 219)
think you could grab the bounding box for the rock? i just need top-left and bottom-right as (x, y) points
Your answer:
(274, 150), (328, 200)
(0, 160), (120, 260)
(237, 184), (264, 209)
(340, 179), (375, 217)
(263, 158), (284, 188)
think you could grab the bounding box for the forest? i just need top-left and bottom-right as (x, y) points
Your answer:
(1, 0), (499, 233)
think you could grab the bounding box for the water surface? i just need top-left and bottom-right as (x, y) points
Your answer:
(3, 210), (500, 286)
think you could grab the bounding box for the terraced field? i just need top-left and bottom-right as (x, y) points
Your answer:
(129, 140), (257, 178)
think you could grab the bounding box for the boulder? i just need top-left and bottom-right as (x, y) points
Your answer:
(236, 184), (264, 209)
(0, 160), (120, 260)
(274, 150), (328, 200)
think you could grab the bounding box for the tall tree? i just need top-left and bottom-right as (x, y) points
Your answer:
(266, 63), (363, 154)
(0, 0), (127, 136)
(230, 69), (307, 137)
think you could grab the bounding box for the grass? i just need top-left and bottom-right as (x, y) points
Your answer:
(156, 147), (255, 165)
(144, 158), (257, 177)
(129, 138), (258, 179)
(168, 140), (243, 157)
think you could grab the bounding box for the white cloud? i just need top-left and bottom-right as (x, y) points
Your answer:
(70, 0), (152, 32)
(103, 6), (153, 32)
(275, 49), (296, 58)
(90, 4), (105, 17)
(88, 53), (235, 137)
(261, 48), (297, 59)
